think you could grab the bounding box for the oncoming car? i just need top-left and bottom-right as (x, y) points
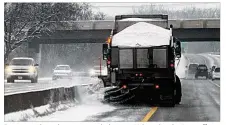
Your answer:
(5, 57), (39, 83)
(52, 65), (73, 80)
(212, 67), (220, 80)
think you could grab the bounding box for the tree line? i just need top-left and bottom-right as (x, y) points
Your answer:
(4, 3), (105, 63)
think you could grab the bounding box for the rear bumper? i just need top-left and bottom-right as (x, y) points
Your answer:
(52, 74), (72, 79)
(122, 78), (175, 98)
(125, 84), (175, 101)
(195, 72), (208, 76)
(212, 75), (220, 79)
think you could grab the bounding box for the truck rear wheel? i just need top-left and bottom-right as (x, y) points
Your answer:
(168, 97), (176, 107)
(175, 75), (182, 104)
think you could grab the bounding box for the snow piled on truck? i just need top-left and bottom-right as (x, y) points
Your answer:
(112, 22), (171, 47)
(119, 18), (162, 21)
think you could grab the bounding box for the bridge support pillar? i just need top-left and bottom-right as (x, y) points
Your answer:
(28, 41), (41, 65)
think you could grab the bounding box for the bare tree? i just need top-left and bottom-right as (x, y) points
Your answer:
(4, 3), (106, 63)
(132, 4), (220, 19)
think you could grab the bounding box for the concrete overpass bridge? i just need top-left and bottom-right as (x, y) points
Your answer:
(27, 19), (220, 63)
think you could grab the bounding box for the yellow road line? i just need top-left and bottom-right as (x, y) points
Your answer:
(141, 107), (158, 122)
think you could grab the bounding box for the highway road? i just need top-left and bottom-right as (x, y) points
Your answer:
(5, 54), (220, 122)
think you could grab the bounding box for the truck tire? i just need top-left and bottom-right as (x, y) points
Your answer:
(175, 75), (182, 104)
(168, 97), (176, 107)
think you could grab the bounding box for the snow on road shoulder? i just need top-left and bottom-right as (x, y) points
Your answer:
(29, 103), (116, 121)
(5, 102), (76, 121)
(199, 54), (219, 67)
(29, 81), (116, 122)
(209, 54), (220, 66)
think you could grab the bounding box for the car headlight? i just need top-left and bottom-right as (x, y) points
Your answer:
(5, 66), (12, 73)
(28, 66), (36, 73)
(89, 69), (95, 75)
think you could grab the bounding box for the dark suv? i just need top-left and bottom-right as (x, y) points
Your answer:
(195, 64), (208, 79)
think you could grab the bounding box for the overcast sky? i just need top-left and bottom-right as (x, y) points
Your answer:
(90, 3), (220, 17)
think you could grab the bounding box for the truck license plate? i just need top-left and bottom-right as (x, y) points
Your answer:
(18, 76), (23, 79)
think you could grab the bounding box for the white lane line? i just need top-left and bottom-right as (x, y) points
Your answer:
(208, 80), (220, 88)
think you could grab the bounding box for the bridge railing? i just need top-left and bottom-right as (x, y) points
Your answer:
(51, 19), (219, 30)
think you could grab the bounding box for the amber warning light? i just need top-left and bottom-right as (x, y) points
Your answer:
(107, 37), (112, 44)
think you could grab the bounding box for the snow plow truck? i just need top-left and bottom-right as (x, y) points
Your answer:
(98, 15), (182, 107)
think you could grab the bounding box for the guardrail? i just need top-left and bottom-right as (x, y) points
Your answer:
(4, 86), (81, 114)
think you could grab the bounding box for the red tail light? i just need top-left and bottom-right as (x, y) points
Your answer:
(155, 85), (160, 89)
(122, 85), (127, 89)
(140, 73), (143, 76)
(135, 74), (138, 76)
(170, 63), (174, 67)
(107, 60), (111, 65)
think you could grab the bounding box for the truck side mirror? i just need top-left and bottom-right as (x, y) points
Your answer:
(175, 39), (181, 58)
(102, 43), (108, 60)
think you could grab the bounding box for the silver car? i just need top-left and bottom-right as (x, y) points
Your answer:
(52, 65), (73, 80)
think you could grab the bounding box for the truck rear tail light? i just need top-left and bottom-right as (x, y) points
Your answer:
(139, 73), (143, 76)
(135, 74), (138, 76)
(170, 63), (174, 67)
(107, 60), (111, 65)
(155, 85), (160, 89)
(122, 85), (127, 89)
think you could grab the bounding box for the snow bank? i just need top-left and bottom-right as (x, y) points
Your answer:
(112, 22), (171, 47)
(200, 54), (215, 67)
(29, 103), (116, 121)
